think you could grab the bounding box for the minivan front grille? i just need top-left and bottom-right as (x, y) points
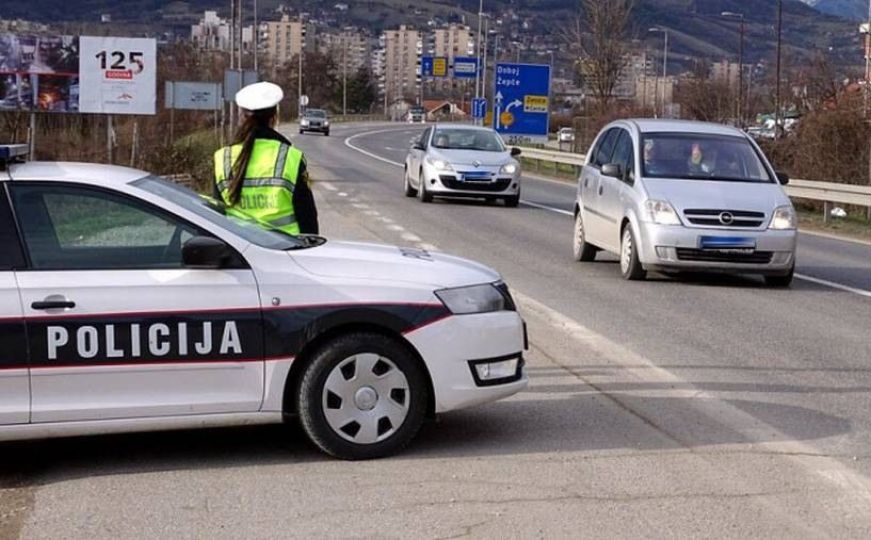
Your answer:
(683, 209), (766, 228)
(676, 248), (773, 264)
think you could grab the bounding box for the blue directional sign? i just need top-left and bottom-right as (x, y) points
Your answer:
(493, 63), (551, 143)
(472, 97), (487, 119)
(453, 57), (479, 79)
(421, 56), (434, 78)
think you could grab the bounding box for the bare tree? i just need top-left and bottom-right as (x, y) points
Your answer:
(563, 0), (634, 112)
(677, 61), (735, 123)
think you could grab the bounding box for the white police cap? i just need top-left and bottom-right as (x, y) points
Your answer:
(235, 82), (284, 111)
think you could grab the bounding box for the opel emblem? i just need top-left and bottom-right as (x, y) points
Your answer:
(473, 160), (481, 168)
(719, 212), (735, 225)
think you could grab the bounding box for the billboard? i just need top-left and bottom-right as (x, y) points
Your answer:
(166, 81), (222, 111)
(0, 33), (156, 115)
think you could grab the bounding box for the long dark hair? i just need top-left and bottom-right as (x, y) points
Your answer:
(227, 106), (278, 205)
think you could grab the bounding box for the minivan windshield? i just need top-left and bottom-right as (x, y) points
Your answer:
(641, 133), (774, 183)
(431, 128), (506, 152)
(134, 176), (318, 250)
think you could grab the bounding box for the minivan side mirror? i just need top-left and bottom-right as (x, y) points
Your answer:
(412, 140), (425, 150)
(510, 147), (522, 157)
(776, 171), (790, 185)
(601, 163), (622, 179)
(183, 236), (233, 269)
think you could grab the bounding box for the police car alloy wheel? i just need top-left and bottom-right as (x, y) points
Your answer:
(297, 332), (429, 460)
(572, 212), (598, 262)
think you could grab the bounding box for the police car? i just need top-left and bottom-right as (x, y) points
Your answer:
(0, 144), (527, 460)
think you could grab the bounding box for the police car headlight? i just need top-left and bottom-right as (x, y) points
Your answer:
(769, 205), (797, 230)
(426, 156), (454, 171)
(500, 163), (518, 175)
(435, 283), (507, 315)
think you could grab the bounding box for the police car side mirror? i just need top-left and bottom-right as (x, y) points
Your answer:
(182, 236), (233, 269)
(510, 147), (522, 157)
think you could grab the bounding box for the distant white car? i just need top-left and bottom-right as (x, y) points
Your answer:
(404, 124), (523, 207)
(558, 128), (575, 143)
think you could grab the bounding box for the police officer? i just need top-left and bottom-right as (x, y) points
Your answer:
(214, 82), (318, 235)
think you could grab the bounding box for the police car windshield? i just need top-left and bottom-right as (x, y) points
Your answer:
(134, 176), (308, 250)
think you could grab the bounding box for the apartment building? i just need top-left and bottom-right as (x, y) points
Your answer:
(319, 28), (371, 74)
(380, 25), (422, 103)
(263, 14), (309, 67)
(191, 10), (253, 52)
(432, 24), (475, 61)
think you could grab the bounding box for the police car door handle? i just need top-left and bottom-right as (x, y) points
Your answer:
(32, 299), (76, 310)
(598, 185), (604, 196)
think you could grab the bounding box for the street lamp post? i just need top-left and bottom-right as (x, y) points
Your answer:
(722, 11), (745, 127)
(649, 27), (669, 118)
(475, 0), (484, 99)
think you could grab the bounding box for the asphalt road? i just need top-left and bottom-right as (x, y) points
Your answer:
(2, 122), (870, 539)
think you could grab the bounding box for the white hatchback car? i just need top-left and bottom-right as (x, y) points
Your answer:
(404, 124), (523, 207)
(0, 145), (527, 459)
(573, 120), (797, 286)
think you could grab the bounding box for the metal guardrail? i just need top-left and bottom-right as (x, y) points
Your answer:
(516, 147), (871, 214)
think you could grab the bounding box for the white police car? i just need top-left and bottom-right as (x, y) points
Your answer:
(0, 144), (527, 460)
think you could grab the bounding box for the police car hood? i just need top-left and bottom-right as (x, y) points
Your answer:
(290, 241), (500, 288)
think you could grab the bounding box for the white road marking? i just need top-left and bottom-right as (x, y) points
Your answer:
(515, 290), (871, 517)
(401, 232), (423, 242)
(420, 243), (439, 251)
(338, 192), (348, 197)
(795, 273), (871, 298)
(320, 182), (338, 191)
(520, 200), (573, 216)
(387, 224), (405, 232)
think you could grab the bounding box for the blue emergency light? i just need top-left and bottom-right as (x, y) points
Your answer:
(0, 144), (28, 162)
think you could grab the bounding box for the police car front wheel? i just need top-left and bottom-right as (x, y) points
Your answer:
(297, 332), (429, 460)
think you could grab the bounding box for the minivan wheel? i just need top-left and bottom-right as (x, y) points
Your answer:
(572, 212), (598, 262)
(620, 226), (647, 281)
(764, 265), (794, 288)
(296, 332), (429, 460)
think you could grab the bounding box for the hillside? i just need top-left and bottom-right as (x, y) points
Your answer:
(0, 0), (862, 66)
(802, 0), (868, 20)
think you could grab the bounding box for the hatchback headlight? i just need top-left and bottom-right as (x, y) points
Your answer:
(769, 205), (797, 230)
(426, 156), (454, 171)
(323, 120), (330, 126)
(435, 283), (508, 315)
(645, 200), (681, 225)
(301, 119), (310, 126)
(500, 163), (518, 175)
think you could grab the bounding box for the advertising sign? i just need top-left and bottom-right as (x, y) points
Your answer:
(223, 69), (259, 101)
(79, 36), (156, 115)
(165, 81), (222, 111)
(0, 33), (156, 115)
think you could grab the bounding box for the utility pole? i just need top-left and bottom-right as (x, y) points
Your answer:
(298, 16), (304, 118)
(775, 0), (783, 140)
(342, 35), (348, 116)
(482, 17), (489, 104)
(229, 0), (236, 134)
(253, 0), (258, 73)
(649, 27), (668, 118)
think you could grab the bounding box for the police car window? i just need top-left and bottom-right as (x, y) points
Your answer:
(134, 176), (305, 250)
(11, 184), (203, 270)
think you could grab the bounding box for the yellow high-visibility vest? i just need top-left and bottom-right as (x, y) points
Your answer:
(213, 140), (304, 235)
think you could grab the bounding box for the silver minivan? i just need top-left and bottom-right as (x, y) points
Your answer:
(573, 119), (797, 286)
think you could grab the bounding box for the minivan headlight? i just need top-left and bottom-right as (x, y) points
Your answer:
(435, 283), (507, 314)
(645, 200), (681, 225)
(426, 156), (454, 171)
(769, 205), (797, 230)
(500, 163), (518, 175)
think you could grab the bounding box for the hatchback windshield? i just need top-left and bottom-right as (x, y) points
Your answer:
(432, 129), (506, 152)
(641, 133), (773, 183)
(134, 176), (311, 250)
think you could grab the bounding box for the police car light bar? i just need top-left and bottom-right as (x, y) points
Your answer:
(0, 144), (29, 162)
